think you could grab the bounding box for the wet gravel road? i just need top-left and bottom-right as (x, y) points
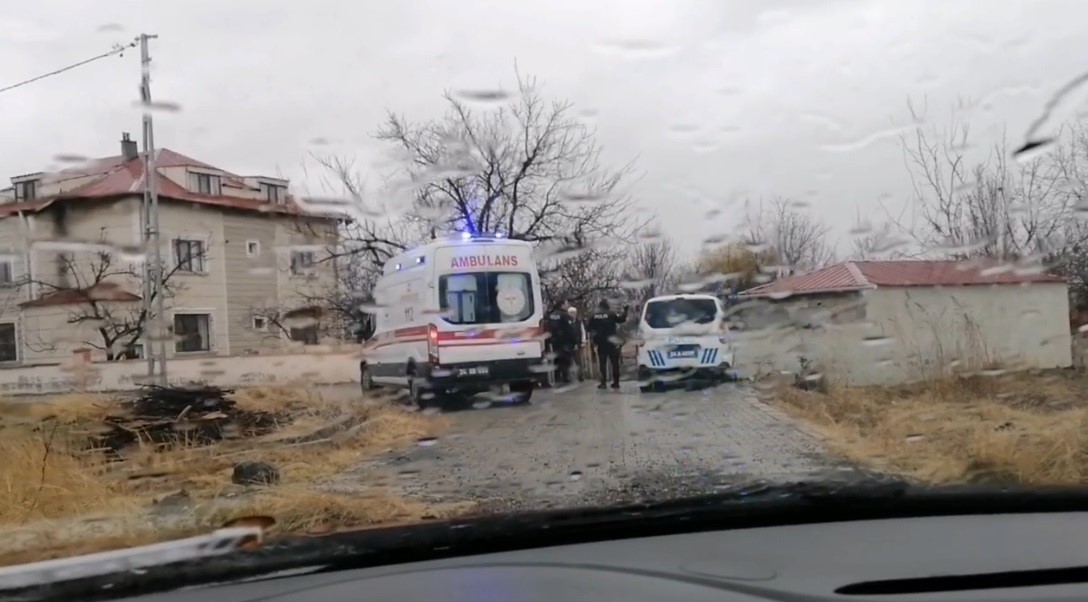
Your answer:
(352, 381), (863, 512)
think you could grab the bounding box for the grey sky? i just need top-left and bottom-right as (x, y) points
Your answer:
(1, 0), (1086, 260)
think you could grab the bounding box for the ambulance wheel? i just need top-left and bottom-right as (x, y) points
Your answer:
(408, 377), (428, 409)
(360, 364), (374, 394)
(436, 390), (472, 411)
(509, 380), (534, 405)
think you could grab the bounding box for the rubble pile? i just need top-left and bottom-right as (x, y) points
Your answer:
(92, 384), (285, 454)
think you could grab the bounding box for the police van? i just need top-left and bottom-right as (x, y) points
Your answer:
(360, 232), (548, 408)
(634, 293), (737, 392)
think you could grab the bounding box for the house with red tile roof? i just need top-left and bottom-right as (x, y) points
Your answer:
(0, 133), (344, 365)
(727, 260), (1072, 385)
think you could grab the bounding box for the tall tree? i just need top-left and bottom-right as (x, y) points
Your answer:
(27, 238), (208, 360)
(623, 237), (678, 303)
(742, 196), (835, 273)
(320, 69), (643, 309)
(899, 98), (1073, 259)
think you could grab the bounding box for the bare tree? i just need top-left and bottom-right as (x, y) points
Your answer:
(693, 242), (775, 293)
(28, 242), (205, 360)
(321, 69), (645, 301)
(288, 247), (381, 341)
(540, 246), (624, 309)
(899, 98), (1071, 260)
(1038, 121), (1088, 310)
(743, 197), (835, 273)
(849, 220), (913, 260)
(623, 237), (678, 303)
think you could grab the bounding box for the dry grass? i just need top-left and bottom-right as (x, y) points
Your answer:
(769, 369), (1088, 485)
(0, 386), (457, 566)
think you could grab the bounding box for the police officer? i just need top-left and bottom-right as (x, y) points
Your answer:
(587, 298), (629, 390)
(567, 306), (587, 382)
(546, 300), (574, 383)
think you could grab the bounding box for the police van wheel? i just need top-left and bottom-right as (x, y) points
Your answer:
(637, 367), (657, 393)
(719, 364), (737, 383)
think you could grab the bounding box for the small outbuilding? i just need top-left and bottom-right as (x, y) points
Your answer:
(732, 260), (1071, 385)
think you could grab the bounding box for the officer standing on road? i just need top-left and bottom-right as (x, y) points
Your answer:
(567, 306), (587, 382)
(587, 298), (629, 390)
(546, 300), (574, 383)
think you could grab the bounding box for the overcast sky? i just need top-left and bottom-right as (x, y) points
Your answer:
(2, 0), (1087, 260)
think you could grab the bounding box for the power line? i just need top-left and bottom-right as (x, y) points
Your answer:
(0, 40), (138, 95)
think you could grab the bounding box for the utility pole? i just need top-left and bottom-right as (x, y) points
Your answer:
(138, 33), (167, 384)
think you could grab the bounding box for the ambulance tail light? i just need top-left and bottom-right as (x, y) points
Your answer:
(427, 324), (439, 364)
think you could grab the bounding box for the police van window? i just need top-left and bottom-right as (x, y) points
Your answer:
(644, 298), (718, 329)
(439, 272), (533, 324)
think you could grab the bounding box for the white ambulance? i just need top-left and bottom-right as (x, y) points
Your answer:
(360, 232), (548, 408)
(634, 293), (738, 392)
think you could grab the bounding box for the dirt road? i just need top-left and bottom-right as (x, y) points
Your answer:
(342, 381), (864, 512)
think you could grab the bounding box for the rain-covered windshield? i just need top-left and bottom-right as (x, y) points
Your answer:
(2, 0), (1088, 585)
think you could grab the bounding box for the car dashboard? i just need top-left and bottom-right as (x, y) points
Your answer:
(125, 511), (1088, 601)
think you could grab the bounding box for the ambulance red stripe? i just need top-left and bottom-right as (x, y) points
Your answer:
(362, 325), (544, 350)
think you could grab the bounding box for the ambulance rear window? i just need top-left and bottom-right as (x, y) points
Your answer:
(438, 272), (534, 325)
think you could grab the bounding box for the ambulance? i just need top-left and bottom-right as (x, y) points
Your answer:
(634, 293), (738, 392)
(360, 232), (548, 408)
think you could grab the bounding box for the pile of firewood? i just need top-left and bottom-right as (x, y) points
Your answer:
(91, 384), (284, 454)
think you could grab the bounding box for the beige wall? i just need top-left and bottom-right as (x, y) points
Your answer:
(735, 283), (1073, 386)
(0, 197), (340, 365)
(157, 201), (231, 356)
(273, 217), (338, 338)
(1, 200), (142, 364)
(223, 211), (280, 354)
(0, 347), (358, 396)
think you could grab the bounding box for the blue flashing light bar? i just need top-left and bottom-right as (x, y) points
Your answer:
(450, 230), (506, 240)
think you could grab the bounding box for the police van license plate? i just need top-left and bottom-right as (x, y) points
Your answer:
(456, 366), (490, 377)
(667, 348), (698, 359)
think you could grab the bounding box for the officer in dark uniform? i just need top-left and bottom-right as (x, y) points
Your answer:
(587, 298), (629, 390)
(546, 300), (574, 383)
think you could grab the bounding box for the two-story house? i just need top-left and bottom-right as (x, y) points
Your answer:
(0, 133), (343, 365)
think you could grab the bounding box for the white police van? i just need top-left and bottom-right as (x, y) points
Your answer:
(360, 232), (549, 408)
(634, 293), (737, 392)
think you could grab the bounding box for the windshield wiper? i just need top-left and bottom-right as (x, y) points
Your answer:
(13, 478), (1088, 602)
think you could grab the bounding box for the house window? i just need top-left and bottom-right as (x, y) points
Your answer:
(188, 172), (222, 196)
(174, 239), (206, 273)
(264, 184), (285, 203)
(290, 250), (316, 275)
(289, 325), (319, 345)
(174, 313), (211, 353)
(0, 260), (13, 286)
(14, 179), (38, 201)
(0, 323), (16, 362)
(246, 240), (260, 257)
(251, 316), (267, 331)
